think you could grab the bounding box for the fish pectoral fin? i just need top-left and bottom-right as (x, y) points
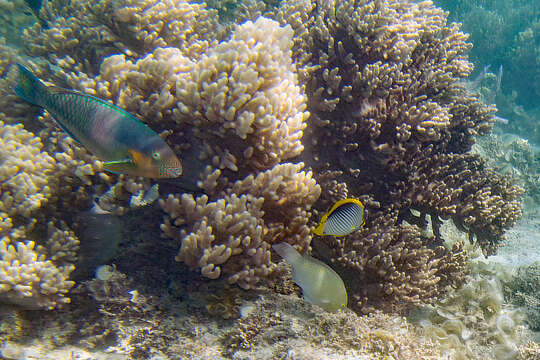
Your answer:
(103, 158), (134, 174)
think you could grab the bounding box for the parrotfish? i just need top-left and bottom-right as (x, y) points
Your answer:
(14, 64), (182, 178)
(272, 242), (347, 312)
(314, 198), (365, 236)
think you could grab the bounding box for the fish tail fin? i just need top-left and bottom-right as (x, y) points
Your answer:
(313, 222), (325, 236)
(272, 242), (302, 264)
(14, 64), (48, 107)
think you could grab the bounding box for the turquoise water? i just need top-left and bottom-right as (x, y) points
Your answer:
(0, 0), (538, 359)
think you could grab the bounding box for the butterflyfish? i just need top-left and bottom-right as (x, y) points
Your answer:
(314, 198), (365, 236)
(129, 184), (159, 208)
(272, 242), (347, 312)
(14, 64), (182, 178)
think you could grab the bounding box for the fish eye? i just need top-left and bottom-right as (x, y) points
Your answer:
(152, 151), (161, 160)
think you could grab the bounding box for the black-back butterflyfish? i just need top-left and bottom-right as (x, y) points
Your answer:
(272, 242), (347, 312)
(14, 64), (182, 178)
(313, 198), (365, 236)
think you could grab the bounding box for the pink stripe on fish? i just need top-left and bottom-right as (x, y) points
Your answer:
(91, 106), (124, 149)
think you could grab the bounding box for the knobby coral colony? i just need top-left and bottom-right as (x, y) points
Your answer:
(0, 0), (523, 314)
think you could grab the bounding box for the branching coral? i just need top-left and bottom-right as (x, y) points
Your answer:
(24, 0), (222, 76)
(1, 0), (317, 305)
(161, 193), (269, 288)
(161, 162), (320, 289)
(0, 121), (57, 225)
(0, 37), (156, 311)
(0, 228), (75, 310)
(172, 17), (308, 171)
(0, 121), (87, 309)
(268, 0), (523, 312)
(327, 206), (469, 313)
(404, 149), (523, 254)
(153, 17), (317, 289)
(36, 11), (309, 177)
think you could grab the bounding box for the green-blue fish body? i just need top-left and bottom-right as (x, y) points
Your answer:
(14, 64), (181, 178)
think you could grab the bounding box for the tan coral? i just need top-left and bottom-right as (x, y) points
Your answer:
(71, 47), (189, 124)
(42, 221), (80, 265)
(0, 121), (57, 219)
(0, 231), (75, 310)
(111, 0), (221, 57)
(229, 162), (320, 251)
(160, 193), (271, 289)
(173, 17), (309, 171)
(44, 18), (309, 179)
(24, 0), (221, 78)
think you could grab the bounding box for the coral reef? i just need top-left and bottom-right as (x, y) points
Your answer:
(160, 162), (320, 289)
(0, 120), (57, 224)
(330, 210), (470, 313)
(271, 0), (523, 312)
(22, 2), (317, 293)
(0, 254), (537, 359)
(24, 0), (222, 77)
(0, 57), (155, 309)
(0, 0), (525, 318)
(148, 15), (317, 289)
(0, 0), (536, 358)
(0, 120), (75, 309)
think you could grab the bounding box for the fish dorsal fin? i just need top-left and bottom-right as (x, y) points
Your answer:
(303, 253), (339, 277)
(48, 87), (140, 121)
(327, 198), (364, 217)
(47, 87), (142, 144)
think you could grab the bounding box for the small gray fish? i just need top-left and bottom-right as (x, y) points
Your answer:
(496, 64), (503, 93)
(470, 64), (491, 89)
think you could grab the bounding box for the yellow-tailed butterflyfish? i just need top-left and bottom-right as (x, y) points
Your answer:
(313, 198), (365, 236)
